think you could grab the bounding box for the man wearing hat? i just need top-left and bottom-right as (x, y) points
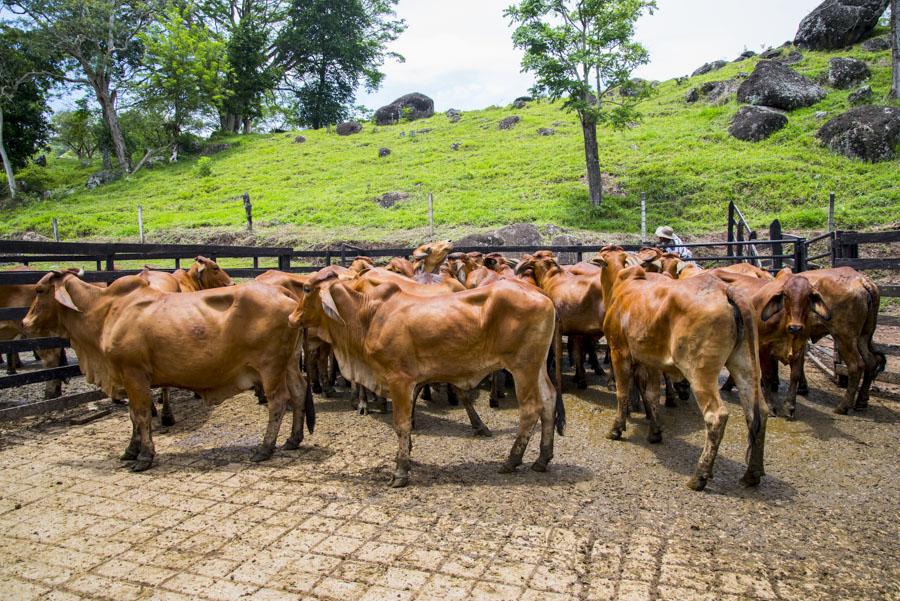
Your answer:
(655, 225), (693, 260)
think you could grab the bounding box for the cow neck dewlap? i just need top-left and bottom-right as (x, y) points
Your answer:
(60, 286), (124, 398)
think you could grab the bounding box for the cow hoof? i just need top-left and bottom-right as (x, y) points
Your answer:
(740, 471), (762, 487)
(161, 415), (175, 427)
(530, 461), (548, 473)
(576, 380), (588, 390)
(797, 384), (809, 396)
(686, 475), (708, 491)
(131, 457), (154, 472)
(498, 462), (519, 474)
(785, 409), (796, 421)
(647, 431), (662, 444)
(120, 444), (139, 460)
(473, 426), (493, 438)
(250, 447), (274, 463)
(283, 438), (301, 451)
(489, 398), (499, 409)
(357, 406), (368, 416)
(606, 429), (622, 441)
(388, 474), (409, 488)
(312, 383), (323, 394)
(833, 405), (849, 415)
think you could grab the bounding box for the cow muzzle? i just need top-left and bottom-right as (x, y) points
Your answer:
(787, 324), (803, 335)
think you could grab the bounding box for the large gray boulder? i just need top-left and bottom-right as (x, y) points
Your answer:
(729, 106), (788, 141)
(861, 35), (890, 51)
(817, 105), (900, 162)
(826, 57), (871, 88)
(794, 0), (890, 50)
(455, 232), (506, 247)
(736, 60), (826, 110)
(692, 60), (728, 77)
(374, 93), (434, 125)
(496, 223), (542, 246)
(336, 121), (362, 136)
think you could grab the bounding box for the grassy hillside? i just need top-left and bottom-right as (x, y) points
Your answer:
(1, 37), (898, 245)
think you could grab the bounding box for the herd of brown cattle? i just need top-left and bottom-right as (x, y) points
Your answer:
(1, 239), (884, 491)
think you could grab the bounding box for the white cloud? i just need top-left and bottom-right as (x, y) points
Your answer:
(358, 0), (825, 111)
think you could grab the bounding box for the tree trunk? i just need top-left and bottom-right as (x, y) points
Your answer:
(0, 108), (17, 200)
(92, 78), (130, 173)
(580, 115), (602, 207)
(892, 0), (899, 98)
(242, 117), (252, 134)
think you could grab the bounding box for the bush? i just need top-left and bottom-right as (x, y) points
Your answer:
(15, 163), (53, 194)
(195, 157), (212, 178)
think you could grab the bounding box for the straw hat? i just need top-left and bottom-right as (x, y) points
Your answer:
(655, 225), (676, 240)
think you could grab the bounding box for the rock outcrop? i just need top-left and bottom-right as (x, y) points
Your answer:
(374, 93), (435, 125)
(336, 121), (362, 136)
(692, 60), (728, 77)
(729, 106), (788, 141)
(794, 0), (890, 50)
(826, 57), (871, 88)
(817, 105), (900, 162)
(736, 60), (825, 110)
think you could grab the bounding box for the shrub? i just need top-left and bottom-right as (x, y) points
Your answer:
(195, 156), (212, 178)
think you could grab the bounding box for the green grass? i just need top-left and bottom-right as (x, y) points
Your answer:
(1, 37), (898, 246)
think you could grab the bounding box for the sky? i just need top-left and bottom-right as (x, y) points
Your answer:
(357, 0), (827, 112)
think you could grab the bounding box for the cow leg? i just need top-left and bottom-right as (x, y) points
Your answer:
(499, 370), (542, 473)
(664, 375), (677, 408)
(587, 337), (604, 377)
(573, 336), (588, 389)
(5, 353), (16, 375)
(687, 384), (729, 491)
(674, 378), (692, 401)
(720, 375), (735, 392)
(150, 401), (158, 418)
(254, 384), (268, 405)
(461, 389), (492, 437)
(446, 384), (459, 406)
(284, 373), (309, 450)
(388, 383), (414, 488)
(532, 370), (557, 472)
(784, 351), (805, 420)
(422, 384), (432, 402)
(833, 337), (862, 415)
(318, 349), (333, 396)
(760, 352), (782, 417)
(638, 367), (663, 443)
(726, 349), (767, 488)
(252, 375), (290, 462)
(489, 372), (502, 408)
(160, 388), (175, 427)
(308, 348), (323, 394)
(566, 336), (576, 369)
(797, 366), (809, 396)
(37, 348), (63, 399)
(123, 376), (155, 472)
(353, 384), (368, 416)
(856, 335), (883, 411)
(606, 350), (633, 441)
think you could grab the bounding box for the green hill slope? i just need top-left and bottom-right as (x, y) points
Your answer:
(1, 38), (898, 245)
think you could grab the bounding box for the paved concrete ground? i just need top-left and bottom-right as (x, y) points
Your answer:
(0, 368), (898, 600)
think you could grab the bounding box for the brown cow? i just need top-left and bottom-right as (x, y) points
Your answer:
(0, 276), (71, 398)
(712, 269), (831, 418)
(593, 246), (767, 491)
(800, 268), (882, 414)
(292, 271), (562, 486)
(411, 240), (454, 274)
(23, 271), (311, 471)
(172, 256), (234, 291)
(515, 253), (606, 388)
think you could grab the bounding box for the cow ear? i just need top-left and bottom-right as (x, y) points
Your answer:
(196, 263), (206, 274)
(54, 283), (80, 312)
(810, 292), (831, 322)
(319, 287), (344, 324)
(760, 292), (784, 321)
(675, 261), (687, 276)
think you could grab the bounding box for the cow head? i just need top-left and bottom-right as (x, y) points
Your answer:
(412, 240), (454, 274)
(445, 252), (473, 284)
(758, 271), (831, 336)
(348, 256), (374, 275)
(294, 270), (344, 328)
(23, 269), (84, 334)
(190, 256), (234, 289)
(483, 252), (510, 272)
(385, 257), (414, 277)
(639, 248), (687, 278)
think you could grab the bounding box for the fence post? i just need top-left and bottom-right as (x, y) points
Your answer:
(727, 201), (735, 246)
(340, 244), (347, 267)
(243, 192), (252, 232)
(105, 254), (114, 271)
(640, 193), (647, 243)
(51, 218), (59, 242)
(827, 192), (835, 262)
(736, 220), (744, 261)
(278, 253), (291, 271)
(793, 239), (808, 273)
(428, 192), (434, 238)
(575, 241), (582, 264)
(138, 206), (144, 244)
(324, 249), (332, 266)
(770, 219), (783, 271)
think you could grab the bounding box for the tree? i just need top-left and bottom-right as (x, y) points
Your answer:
(0, 24), (58, 199)
(892, 0), (899, 98)
(221, 14), (279, 133)
(139, 3), (229, 152)
(6, 0), (157, 173)
(278, 0), (405, 129)
(53, 99), (100, 160)
(506, 0), (656, 207)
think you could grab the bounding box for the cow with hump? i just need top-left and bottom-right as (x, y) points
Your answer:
(291, 268), (564, 487)
(22, 270), (312, 471)
(592, 246), (767, 491)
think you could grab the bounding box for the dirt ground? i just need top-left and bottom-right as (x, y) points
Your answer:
(0, 364), (898, 601)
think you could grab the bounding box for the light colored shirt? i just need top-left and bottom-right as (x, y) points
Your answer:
(662, 234), (693, 260)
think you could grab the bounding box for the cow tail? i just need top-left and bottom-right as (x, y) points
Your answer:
(860, 279), (886, 376)
(726, 287), (763, 462)
(305, 374), (316, 434)
(553, 312), (566, 436)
